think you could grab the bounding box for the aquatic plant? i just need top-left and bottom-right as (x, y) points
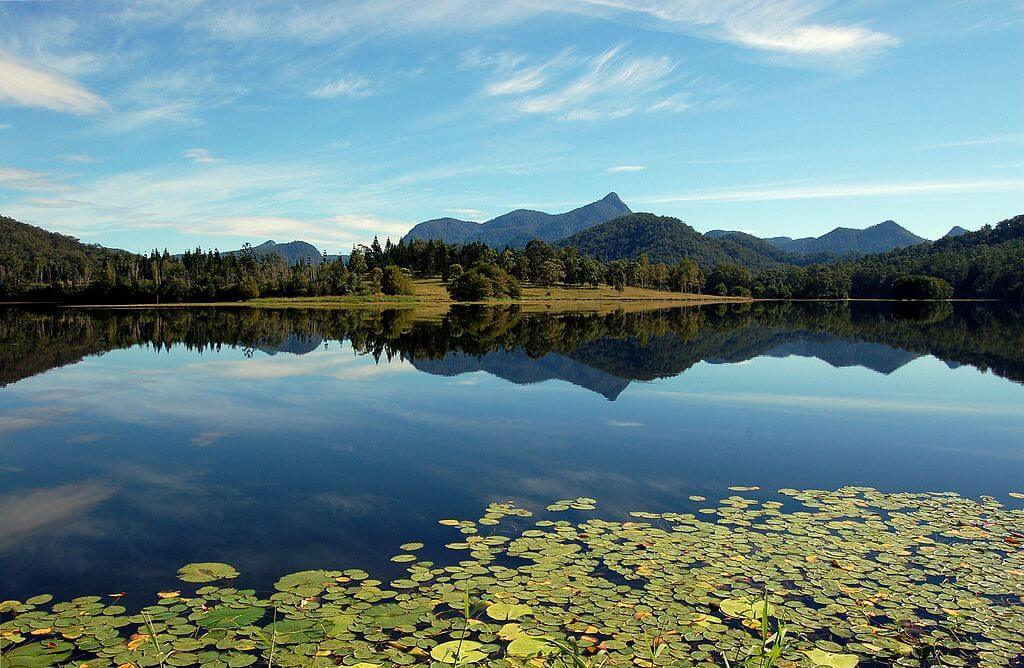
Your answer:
(1, 488), (1022, 667)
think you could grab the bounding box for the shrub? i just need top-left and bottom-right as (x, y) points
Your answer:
(447, 263), (521, 301)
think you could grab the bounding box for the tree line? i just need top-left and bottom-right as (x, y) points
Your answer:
(2, 213), (1021, 302)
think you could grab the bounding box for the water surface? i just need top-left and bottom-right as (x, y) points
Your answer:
(1, 302), (1022, 600)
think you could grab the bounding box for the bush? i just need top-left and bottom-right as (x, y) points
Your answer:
(891, 275), (954, 300)
(381, 265), (414, 295)
(447, 263), (521, 301)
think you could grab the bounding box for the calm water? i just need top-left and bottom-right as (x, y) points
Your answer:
(1, 302), (1023, 601)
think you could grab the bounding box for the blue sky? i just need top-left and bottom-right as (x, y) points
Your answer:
(0, 0), (1022, 254)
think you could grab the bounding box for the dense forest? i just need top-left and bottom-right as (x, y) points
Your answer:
(1, 212), (1022, 302)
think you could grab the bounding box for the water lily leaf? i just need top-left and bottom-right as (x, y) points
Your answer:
(197, 606), (265, 629)
(261, 619), (323, 645)
(485, 602), (532, 621)
(24, 594), (52, 606)
(399, 542), (424, 551)
(0, 640), (74, 667)
(805, 649), (860, 668)
(1010, 492), (1024, 499)
(430, 640), (487, 665)
(177, 562), (239, 583)
(507, 636), (558, 658)
(274, 570), (336, 594)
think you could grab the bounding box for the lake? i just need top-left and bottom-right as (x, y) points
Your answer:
(1, 301), (1023, 604)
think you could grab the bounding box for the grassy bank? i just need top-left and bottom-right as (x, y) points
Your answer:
(60, 278), (748, 314)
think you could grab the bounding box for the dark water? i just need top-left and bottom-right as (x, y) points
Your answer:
(1, 301), (1023, 601)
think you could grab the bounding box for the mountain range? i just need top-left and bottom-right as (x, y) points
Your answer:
(402, 192), (632, 248)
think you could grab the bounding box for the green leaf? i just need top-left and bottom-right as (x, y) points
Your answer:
(0, 640), (74, 667)
(485, 602), (532, 621)
(197, 606), (266, 629)
(507, 636), (559, 658)
(430, 640), (487, 665)
(177, 562), (239, 583)
(805, 649), (860, 668)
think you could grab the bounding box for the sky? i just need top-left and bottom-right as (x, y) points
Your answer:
(0, 0), (1022, 255)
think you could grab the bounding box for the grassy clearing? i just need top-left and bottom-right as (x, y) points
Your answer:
(64, 278), (745, 314)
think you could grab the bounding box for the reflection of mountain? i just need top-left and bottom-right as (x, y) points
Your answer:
(411, 349), (632, 400)
(3, 302), (1023, 397)
(762, 336), (921, 374)
(257, 334), (324, 356)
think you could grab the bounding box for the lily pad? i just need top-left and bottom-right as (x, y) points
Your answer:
(176, 562), (239, 583)
(430, 639), (487, 665)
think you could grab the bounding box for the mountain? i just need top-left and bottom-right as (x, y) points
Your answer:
(225, 240), (327, 265)
(944, 226), (970, 238)
(558, 213), (802, 269)
(766, 220), (928, 255)
(402, 192), (632, 248)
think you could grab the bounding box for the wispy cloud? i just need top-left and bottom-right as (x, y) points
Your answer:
(183, 147), (223, 164)
(473, 45), (713, 121)
(447, 208), (487, 219)
(546, 0), (899, 59)
(311, 74), (378, 99)
(637, 178), (1024, 204)
(60, 153), (100, 164)
(0, 49), (109, 114)
(0, 165), (65, 193)
(606, 165), (645, 173)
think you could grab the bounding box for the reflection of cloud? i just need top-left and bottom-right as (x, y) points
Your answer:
(313, 492), (384, 517)
(190, 431), (224, 447)
(70, 432), (109, 444)
(642, 389), (1022, 416)
(0, 407), (72, 433)
(607, 420), (643, 428)
(0, 481), (116, 551)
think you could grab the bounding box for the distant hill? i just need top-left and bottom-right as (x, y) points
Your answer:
(559, 213), (803, 269)
(0, 215), (127, 262)
(944, 226), (970, 238)
(402, 192), (632, 248)
(766, 220), (928, 255)
(224, 240), (328, 265)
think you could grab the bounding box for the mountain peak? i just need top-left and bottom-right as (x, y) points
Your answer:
(944, 225), (970, 238)
(601, 192), (624, 204)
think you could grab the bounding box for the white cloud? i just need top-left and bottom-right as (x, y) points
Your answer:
(546, 0), (899, 58)
(0, 49), (109, 114)
(311, 74), (377, 99)
(0, 123), (10, 130)
(485, 67), (548, 95)
(511, 46), (687, 120)
(60, 153), (101, 164)
(183, 147), (222, 164)
(447, 208), (487, 219)
(0, 165), (65, 193)
(606, 165), (645, 173)
(637, 178), (1024, 204)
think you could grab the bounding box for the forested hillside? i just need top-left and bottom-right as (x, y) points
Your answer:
(557, 213), (826, 268)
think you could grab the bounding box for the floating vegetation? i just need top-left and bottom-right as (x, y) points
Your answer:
(2, 488), (1023, 667)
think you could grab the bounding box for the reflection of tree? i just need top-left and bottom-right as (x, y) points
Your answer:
(1, 302), (1022, 389)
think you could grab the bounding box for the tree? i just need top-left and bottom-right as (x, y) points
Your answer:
(447, 263), (521, 301)
(537, 259), (566, 287)
(891, 275), (954, 300)
(381, 265), (414, 295)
